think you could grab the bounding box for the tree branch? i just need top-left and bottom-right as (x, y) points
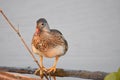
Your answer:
(0, 9), (49, 80)
(0, 66), (109, 80)
(0, 71), (40, 80)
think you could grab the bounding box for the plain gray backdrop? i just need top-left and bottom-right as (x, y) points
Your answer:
(0, 0), (120, 80)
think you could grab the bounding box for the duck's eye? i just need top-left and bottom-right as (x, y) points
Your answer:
(42, 23), (44, 25)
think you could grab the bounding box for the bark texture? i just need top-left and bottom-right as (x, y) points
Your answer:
(0, 66), (109, 80)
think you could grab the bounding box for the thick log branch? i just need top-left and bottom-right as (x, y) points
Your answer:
(0, 66), (109, 80)
(0, 71), (40, 80)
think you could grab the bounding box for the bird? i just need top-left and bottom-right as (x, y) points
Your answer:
(31, 18), (68, 78)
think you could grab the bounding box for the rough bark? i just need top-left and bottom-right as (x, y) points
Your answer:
(0, 66), (109, 80)
(0, 71), (40, 80)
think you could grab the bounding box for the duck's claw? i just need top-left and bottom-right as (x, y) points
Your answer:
(34, 68), (40, 75)
(34, 68), (43, 78)
(34, 67), (47, 79)
(47, 66), (56, 73)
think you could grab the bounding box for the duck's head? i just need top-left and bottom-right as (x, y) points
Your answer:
(35, 18), (50, 34)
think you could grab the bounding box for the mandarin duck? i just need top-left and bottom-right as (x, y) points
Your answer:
(31, 18), (68, 79)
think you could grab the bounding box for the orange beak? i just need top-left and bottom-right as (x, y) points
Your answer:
(35, 27), (40, 35)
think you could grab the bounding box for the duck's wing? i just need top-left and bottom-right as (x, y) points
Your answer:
(50, 29), (63, 35)
(50, 29), (68, 53)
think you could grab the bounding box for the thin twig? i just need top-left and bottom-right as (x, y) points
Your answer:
(0, 9), (49, 80)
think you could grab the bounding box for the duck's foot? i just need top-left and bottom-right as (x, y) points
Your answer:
(47, 66), (56, 73)
(34, 67), (47, 79)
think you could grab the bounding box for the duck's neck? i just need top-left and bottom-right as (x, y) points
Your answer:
(35, 29), (50, 36)
(42, 27), (50, 32)
(42, 23), (50, 32)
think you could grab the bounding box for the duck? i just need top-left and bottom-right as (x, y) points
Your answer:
(31, 18), (68, 79)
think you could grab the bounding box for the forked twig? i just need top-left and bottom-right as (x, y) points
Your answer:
(0, 9), (49, 80)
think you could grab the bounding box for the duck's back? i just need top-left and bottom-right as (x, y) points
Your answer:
(50, 29), (68, 53)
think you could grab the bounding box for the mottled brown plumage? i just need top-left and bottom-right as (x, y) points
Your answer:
(31, 18), (68, 79)
(32, 29), (68, 57)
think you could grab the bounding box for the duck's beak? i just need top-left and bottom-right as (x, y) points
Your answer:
(35, 27), (40, 35)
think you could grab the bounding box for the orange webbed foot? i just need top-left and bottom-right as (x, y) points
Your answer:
(47, 66), (56, 73)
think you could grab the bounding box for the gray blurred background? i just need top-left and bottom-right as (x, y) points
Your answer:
(0, 0), (120, 80)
